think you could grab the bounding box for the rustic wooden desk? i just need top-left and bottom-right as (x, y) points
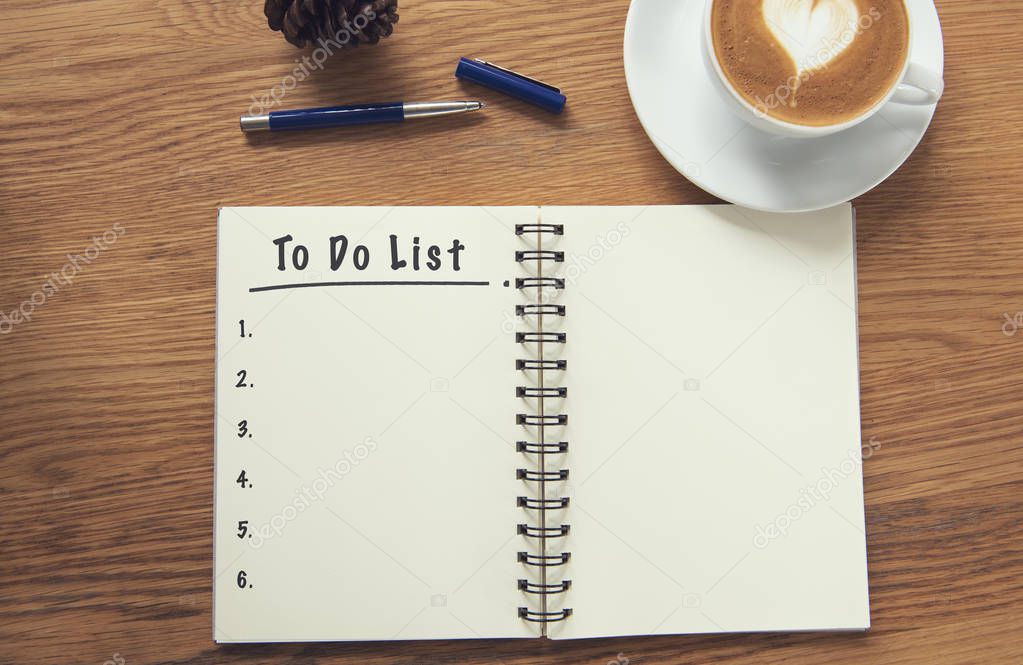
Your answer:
(2, 1), (1020, 663)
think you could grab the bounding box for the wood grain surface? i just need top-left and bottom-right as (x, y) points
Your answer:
(1, 1), (1021, 663)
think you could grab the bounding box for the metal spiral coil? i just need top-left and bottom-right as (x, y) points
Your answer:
(518, 579), (572, 594)
(516, 250), (565, 263)
(516, 359), (567, 371)
(516, 304), (566, 317)
(516, 440), (569, 454)
(518, 608), (573, 623)
(515, 220), (571, 627)
(515, 223), (564, 236)
(516, 277), (565, 290)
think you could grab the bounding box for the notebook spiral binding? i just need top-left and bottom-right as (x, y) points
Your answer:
(515, 221), (572, 630)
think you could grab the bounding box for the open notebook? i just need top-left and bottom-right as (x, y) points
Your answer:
(214, 205), (868, 642)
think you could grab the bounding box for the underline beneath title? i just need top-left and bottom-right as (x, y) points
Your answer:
(249, 280), (491, 293)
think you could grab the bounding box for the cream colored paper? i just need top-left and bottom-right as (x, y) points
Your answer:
(214, 205), (868, 642)
(544, 205), (868, 639)
(214, 207), (535, 642)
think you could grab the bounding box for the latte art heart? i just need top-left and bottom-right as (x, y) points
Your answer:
(712, 0), (910, 126)
(762, 0), (860, 75)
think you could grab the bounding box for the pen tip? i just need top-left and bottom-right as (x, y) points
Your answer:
(473, 101), (486, 111)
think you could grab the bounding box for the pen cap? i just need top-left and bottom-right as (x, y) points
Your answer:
(455, 58), (567, 114)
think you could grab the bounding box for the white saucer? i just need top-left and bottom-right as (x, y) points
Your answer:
(623, 0), (944, 212)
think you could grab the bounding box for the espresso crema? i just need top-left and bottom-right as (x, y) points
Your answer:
(712, 0), (910, 126)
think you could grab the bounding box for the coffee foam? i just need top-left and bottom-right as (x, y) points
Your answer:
(712, 0), (910, 126)
(762, 0), (859, 75)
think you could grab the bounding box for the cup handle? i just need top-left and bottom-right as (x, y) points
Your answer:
(889, 62), (944, 105)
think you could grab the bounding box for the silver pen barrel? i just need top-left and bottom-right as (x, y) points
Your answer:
(403, 101), (485, 119)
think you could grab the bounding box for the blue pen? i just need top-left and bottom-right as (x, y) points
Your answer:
(455, 58), (566, 114)
(239, 100), (485, 133)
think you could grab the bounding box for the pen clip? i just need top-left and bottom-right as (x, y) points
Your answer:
(473, 59), (562, 94)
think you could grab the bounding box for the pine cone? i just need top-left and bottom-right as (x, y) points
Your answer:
(264, 0), (399, 49)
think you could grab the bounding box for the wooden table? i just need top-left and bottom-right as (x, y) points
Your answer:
(2, 1), (1020, 663)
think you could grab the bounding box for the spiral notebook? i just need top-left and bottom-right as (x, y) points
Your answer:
(214, 205), (869, 642)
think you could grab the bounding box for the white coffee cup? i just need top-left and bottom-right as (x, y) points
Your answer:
(701, 0), (944, 138)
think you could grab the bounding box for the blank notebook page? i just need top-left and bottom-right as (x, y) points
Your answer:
(548, 205), (868, 639)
